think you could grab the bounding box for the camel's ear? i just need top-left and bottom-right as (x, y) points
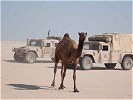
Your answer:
(85, 32), (87, 36)
(78, 32), (81, 36)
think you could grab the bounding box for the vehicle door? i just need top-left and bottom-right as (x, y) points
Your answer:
(101, 44), (110, 63)
(33, 40), (44, 58)
(43, 42), (52, 56)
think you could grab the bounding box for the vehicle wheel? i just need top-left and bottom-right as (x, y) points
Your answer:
(14, 53), (24, 62)
(25, 52), (36, 63)
(67, 63), (73, 69)
(80, 56), (93, 70)
(105, 63), (116, 69)
(121, 56), (133, 70)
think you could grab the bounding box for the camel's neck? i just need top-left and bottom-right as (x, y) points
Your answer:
(76, 40), (84, 58)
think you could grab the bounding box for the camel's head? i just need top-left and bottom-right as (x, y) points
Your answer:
(78, 32), (87, 42)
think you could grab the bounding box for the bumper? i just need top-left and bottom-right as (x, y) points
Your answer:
(12, 48), (27, 55)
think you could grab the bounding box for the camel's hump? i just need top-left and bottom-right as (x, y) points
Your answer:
(64, 33), (69, 37)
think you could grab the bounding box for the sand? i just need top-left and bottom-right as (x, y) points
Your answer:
(1, 41), (132, 99)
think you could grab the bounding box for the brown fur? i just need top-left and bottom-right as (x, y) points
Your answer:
(51, 32), (87, 92)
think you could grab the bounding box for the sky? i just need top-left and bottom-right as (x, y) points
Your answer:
(1, 1), (132, 41)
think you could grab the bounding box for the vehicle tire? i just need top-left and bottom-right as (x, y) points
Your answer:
(25, 52), (36, 63)
(14, 53), (24, 62)
(121, 56), (133, 70)
(105, 63), (116, 69)
(67, 63), (73, 69)
(80, 56), (93, 70)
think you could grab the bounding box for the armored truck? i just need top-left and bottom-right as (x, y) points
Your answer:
(80, 33), (133, 70)
(12, 38), (59, 63)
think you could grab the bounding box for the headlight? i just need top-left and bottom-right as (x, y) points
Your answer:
(12, 48), (19, 52)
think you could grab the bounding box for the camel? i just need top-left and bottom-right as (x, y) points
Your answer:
(51, 32), (87, 92)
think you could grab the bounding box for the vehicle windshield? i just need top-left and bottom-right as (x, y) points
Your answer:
(28, 40), (43, 46)
(83, 42), (100, 50)
(89, 43), (100, 50)
(83, 43), (89, 50)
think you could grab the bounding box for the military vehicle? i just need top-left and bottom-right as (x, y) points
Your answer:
(12, 38), (59, 63)
(80, 33), (133, 70)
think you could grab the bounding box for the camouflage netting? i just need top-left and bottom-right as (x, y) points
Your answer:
(88, 35), (112, 43)
(47, 36), (62, 41)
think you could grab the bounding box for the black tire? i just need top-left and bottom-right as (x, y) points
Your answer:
(105, 63), (116, 69)
(121, 56), (133, 70)
(67, 63), (73, 69)
(25, 52), (36, 63)
(80, 56), (93, 70)
(14, 53), (24, 62)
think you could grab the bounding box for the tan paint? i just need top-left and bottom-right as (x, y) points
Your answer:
(82, 33), (133, 64)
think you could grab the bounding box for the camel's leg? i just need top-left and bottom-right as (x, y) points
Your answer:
(61, 61), (64, 80)
(73, 63), (79, 92)
(51, 58), (59, 87)
(60, 61), (65, 88)
(59, 63), (67, 89)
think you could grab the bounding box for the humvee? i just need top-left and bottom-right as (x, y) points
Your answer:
(12, 38), (59, 63)
(80, 33), (133, 70)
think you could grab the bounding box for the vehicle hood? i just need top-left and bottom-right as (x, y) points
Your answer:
(13, 46), (39, 52)
(82, 50), (94, 54)
(81, 50), (99, 57)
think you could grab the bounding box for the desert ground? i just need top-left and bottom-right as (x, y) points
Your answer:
(1, 41), (132, 99)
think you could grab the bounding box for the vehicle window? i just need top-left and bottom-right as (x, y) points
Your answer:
(45, 43), (50, 47)
(55, 43), (58, 47)
(102, 45), (108, 51)
(89, 43), (99, 50)
(30, 41), (42, 46)
(35, 41), (42, 46)
(30, 41), (36, 46)
(83, 44), (89, 50)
